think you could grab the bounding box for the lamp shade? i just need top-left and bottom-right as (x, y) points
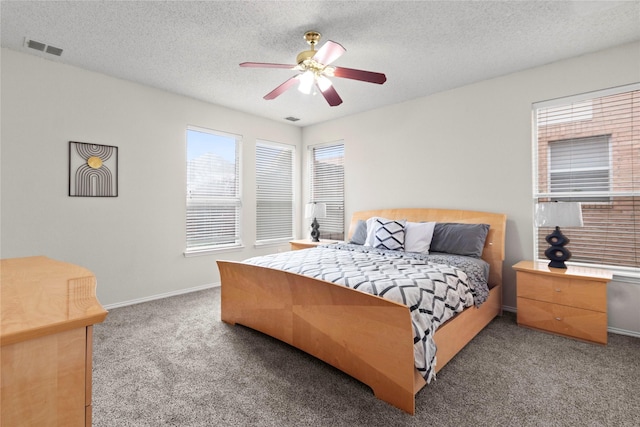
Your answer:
(305, 202), (326, 219)
(534, 202), (583, 228)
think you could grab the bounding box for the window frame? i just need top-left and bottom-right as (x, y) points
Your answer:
(532, 83), (640, 280)
(255, 139), (296, 246)
(307, 141), (345, 241)
(184, 126), (243, 256)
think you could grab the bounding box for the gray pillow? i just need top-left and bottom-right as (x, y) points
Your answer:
(430, 223), (490, 258)
(349, 220), (367, 245)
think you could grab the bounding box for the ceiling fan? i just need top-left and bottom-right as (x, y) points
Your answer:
(240, 31), (387, 107)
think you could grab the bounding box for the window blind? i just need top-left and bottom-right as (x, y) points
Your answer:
(186, 128), (241, 253)
(255, 141), (294, 243)
(549, 136), (610, 202)
(309, 142), (345, 240)
(533, 84), (639, 272)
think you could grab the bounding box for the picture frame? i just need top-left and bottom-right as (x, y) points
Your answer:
(69, 141), (118, 197)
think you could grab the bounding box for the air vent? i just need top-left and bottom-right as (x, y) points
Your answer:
(25, 38), (63, 56)
(45, 45), (63, 56)
(285, 116), (300, 122)
(26, 39), (46, 51)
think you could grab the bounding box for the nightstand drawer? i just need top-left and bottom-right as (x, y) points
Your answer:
(517, 298), (607, 344)
(516, 271), (606, 312)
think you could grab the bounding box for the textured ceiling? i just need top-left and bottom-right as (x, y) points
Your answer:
(2, 1), (639, 127)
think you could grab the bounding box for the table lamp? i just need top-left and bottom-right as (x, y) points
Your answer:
(305, 202), (326, 242)
(534, 202), (583, 269)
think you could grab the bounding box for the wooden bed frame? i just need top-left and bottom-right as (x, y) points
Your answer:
(218, 208), (506, 414)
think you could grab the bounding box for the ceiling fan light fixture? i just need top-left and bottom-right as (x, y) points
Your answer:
(241, 30), (385, 106)
(297, 71), (315, 94)
(296, 50), (316, 65)
(317, 75), (333, 92)
(322, 66), (336, 77)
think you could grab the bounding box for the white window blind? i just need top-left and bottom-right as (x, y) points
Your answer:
(186, 127), (241, 253)
(309, 142), (345, 240)
(533, 84), (639, 273)
(255, 141), (294, 243)
(549, 136), (610, 202)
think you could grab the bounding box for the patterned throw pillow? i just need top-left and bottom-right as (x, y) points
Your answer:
(373, 218), (407, 250)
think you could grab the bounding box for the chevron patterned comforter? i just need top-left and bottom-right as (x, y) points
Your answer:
(244, 243), (490, 382)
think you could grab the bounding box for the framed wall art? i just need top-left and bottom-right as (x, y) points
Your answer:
(69, 141), (118, 197)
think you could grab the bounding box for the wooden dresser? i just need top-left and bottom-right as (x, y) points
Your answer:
(1, 256), (108, 426)
(513, 260), (612, 344)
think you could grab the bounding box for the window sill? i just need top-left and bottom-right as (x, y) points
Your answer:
(611, 272), (640, 285)
(254, 238), (294, 249)
(183, 244), (245, 257)
(542, 259), (640, 285)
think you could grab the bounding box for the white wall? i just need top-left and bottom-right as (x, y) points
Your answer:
(302, 41), (640, 335)
(1, 48), (302, 306)
(2, 42), (639, 335)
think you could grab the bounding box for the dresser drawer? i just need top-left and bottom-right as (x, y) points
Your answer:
(517, 297), (607, 344)
(516, 271), (606, 312)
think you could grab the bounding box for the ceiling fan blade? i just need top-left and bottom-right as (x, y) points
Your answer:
(317, 82), (343, 107)
(263, 76), (299, 100)
(332, 66), (387, 84)
(240, 62), (296, 69)
(312, 40), (346, 65)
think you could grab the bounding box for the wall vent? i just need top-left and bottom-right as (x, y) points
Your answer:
(25, 38), (63, 56)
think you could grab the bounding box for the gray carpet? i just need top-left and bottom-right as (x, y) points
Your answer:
(93, 287), (640, 426)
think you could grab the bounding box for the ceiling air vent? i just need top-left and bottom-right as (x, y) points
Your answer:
(26, 39), (46, 52)
(25, 38), (63, 56)
(45, 45), (63, 56)
(285, 116), (300, 122)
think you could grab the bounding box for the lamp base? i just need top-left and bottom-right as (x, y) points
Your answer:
(544, 226), (571, 269)
(310, 218), (320, 242)
(547, 259), (568, 269)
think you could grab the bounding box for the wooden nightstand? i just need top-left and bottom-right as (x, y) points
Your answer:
(513, 260), (612, 345)
(289, 239), (338, 251)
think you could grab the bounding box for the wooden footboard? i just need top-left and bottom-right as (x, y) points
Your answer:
(218, 260), (419, 414)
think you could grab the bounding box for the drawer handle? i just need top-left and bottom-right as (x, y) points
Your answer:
(555, 317), (562, 321)
(555, 289), (561, 292)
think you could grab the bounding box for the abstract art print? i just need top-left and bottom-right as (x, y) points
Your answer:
(69, 141), (118, 197)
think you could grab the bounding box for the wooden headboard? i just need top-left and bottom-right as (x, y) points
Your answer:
(348, 208), (507, 289)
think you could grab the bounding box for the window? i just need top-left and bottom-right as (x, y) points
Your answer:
(548, 135), (611, 202)
(308, 142), (345, 240)
(186, 127), (241, 254)
(255, 140), (295, 244)
(533, 84), (640, 274)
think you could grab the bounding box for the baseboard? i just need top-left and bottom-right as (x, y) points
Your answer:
(502, 305), (517, 313)
(607, 326), (640, 339)
(103, 282), (221, 310)
(504, 305), (640, 338)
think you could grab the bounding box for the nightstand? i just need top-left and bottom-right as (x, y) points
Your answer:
(513, 260), (612, 345)
(289, 239), (338, 251)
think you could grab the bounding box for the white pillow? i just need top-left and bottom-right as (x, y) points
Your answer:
(364, 216), (378, 246)
(404, 221), (436, 253)
(364, 217), (382, 247)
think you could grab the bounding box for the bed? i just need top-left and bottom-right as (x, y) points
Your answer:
(218, 208), (506, 414)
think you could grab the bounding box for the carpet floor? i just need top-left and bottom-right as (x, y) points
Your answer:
(92, 287), (640, 426)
